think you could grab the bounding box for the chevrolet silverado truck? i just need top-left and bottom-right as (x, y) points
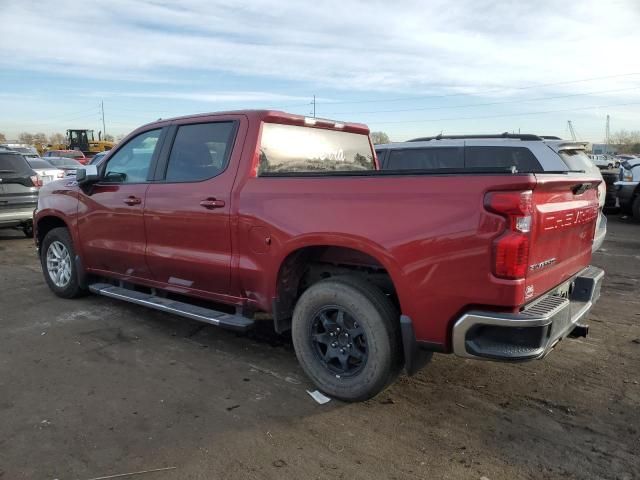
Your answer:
(34, 110), (604, 401)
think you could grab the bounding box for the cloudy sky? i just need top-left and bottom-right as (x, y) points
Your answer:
(1, 0), (639, 141)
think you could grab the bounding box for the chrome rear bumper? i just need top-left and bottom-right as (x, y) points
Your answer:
(452, 266), (604, 361)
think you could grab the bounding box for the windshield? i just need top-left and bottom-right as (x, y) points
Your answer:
(258, 123), (375, 175)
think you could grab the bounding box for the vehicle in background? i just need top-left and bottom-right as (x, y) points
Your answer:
(44, 156), (84, 176)
(0, 151), (41, 237)
(616, 154), (637, 164)
(376, 135), (608, 252)
(89, 150), (108, 165)
(26, 158), (66, 184)
(34, 111), (604, 401)
(43, 150), (89, 165)
(615, 158), (640, 219)
(5, 145), (40, 159)
(589, 154), (616, 170)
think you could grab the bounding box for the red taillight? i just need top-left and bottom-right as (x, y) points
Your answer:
(30, 175), (43, 187)
(485, 190), (533, 279)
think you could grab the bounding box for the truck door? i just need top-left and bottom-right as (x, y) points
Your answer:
(143, 117), (244, 295)
(77, 128), (164, 279)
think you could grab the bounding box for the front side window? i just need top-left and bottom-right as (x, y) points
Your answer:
(258, 123), (375, 175)
(103, 129), (161, 183)
(165, 122), (236, 182)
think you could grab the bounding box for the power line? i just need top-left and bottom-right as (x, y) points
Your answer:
(367, 100), (640, 125)
(323, 86), (640, 116)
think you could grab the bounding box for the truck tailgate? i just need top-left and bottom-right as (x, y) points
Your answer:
(525, 174), (601, 301)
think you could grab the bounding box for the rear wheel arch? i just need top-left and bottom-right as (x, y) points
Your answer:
(272, 244), (401, 333)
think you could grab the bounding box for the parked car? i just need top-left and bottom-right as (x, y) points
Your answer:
(0, 151), (41, 237)
(34, 111), (604, 401)
(26, 158), (66, 184)
(44, 156), (84, 176)
(376, 135), (608, 252)
(43, 150), (89, 165)
(589, 154), (616, 170)
(6, 145), (40, 159)
(615, 158), (640, 219)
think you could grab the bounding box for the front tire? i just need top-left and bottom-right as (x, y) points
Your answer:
(291, 276), (401, 402)
(40, 227), (85, 298)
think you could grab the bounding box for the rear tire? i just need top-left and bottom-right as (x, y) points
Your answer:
(291, 276), (401, 402)
(632, 195), (640, 221)
(40, 227), (85, 298)
(22, 223), (33, 238)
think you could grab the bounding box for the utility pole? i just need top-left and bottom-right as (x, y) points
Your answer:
(101, 100), (106, 139)
(605, 114), (610, 153)
(567, 120), (576, 141)
(311, 95), (316, 118)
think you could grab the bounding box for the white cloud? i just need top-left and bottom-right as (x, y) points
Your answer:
(81, 90), (317, 104)
(0, 0), (638, 93)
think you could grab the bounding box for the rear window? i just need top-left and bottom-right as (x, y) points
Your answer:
(258, 123), (375, 175)
(27, 159), (54, 169)
(62, 152), (84, 159)
(387, 147), (463, 170)
(0, 154), (31, 174)
(465, 146), (542, 172)
(558, 149), (594, 171)
(49, 157), (81, 167)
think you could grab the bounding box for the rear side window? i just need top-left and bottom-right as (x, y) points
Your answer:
(387, 148), (463, 170)
(258, 123), (375, 175)
(165, 122), (236, 182)
(0, 154), (31, 175)
(465, 147), (542, 172)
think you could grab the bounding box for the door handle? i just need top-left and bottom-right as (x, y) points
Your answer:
(200, 198), (226, 209)
(124, 196), (142, 206)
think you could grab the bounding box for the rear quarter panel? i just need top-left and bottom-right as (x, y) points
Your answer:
(235, 174), (537, 347)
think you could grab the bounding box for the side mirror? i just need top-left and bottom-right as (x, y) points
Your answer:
(76, 164), (99, 185)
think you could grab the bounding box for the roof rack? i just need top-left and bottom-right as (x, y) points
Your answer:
(408, 132), (543, 142)
(539, 135), (562, 140)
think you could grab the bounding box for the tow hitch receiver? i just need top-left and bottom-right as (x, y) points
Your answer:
(568, 323), (589, 338)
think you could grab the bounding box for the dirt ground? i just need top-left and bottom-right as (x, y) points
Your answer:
(0, 215), (638, 480)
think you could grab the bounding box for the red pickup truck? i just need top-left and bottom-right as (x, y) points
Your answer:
(34, 110), (604, 401)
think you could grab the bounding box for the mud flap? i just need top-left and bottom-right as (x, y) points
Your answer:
(400, 315), (433, 376)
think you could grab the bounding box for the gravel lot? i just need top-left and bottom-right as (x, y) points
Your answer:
(0, 216), (638, 480)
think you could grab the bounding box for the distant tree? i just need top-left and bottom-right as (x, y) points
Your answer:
(18, 132), (34, 145)
(49, 132), (66, 145)
(33, 132), (47, 144)
(610, 129), (640, 154)
(370, 131), (390, 144)
(104, 134), (115, 142)
(0, 132), (6, 142)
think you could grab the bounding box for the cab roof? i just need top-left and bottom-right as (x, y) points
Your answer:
(140, 110), (370, 135)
